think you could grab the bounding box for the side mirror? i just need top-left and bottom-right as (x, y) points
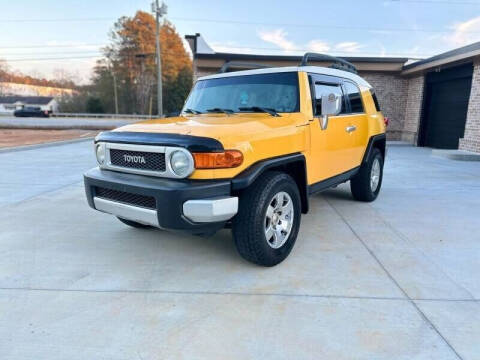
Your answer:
(318, 93), (342, 130)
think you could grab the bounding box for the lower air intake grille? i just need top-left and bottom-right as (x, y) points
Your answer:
(95, 187), (156, 209)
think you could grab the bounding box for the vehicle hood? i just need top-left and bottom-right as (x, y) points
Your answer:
(114, 113), (304, 148)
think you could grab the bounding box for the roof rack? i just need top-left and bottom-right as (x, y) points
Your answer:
(219, 61), (270, 73)
(300, 53), (358, 74)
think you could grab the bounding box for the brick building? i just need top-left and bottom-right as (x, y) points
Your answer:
(186, 34), (480, 153)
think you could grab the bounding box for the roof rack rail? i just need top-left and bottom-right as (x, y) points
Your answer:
(219, 61), (270, 73)
(300, 53), (358, 74)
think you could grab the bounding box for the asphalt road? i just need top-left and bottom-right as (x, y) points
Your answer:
(0, 142), (479, 359)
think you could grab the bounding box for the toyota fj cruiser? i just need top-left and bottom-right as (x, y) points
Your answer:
(84, 53), (386, 266)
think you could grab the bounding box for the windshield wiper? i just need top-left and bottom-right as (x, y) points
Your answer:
(238, 106), (281, 117)
(183, 108), (202, 114)
(206, 107), (234, 115)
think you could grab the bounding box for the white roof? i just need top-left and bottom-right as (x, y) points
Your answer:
(198, 66), (371, 88)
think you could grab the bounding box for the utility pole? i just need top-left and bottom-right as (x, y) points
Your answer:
(107, 57), (119, 114)
(112, 71), (119, 114)
(152, 0), (167, 117)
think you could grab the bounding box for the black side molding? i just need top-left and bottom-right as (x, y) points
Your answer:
(231, 153), (305, 191)
(363, 133), (386, 163)
(308, 167), (359, 195)
(95, 131), (224, 152)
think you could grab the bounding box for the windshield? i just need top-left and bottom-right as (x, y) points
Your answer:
(183, 72), (299, 114)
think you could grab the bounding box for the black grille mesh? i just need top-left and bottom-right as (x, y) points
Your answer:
(109, 149), (166, 171)
(95, 187), (156, 209)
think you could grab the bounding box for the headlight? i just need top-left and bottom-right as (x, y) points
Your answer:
(170, 150), (192, 177)
(95, 144), (105, 165)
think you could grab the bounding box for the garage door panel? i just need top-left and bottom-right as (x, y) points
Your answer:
(420, 64), (473, 149)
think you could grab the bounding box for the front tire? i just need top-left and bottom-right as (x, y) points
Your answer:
(350, 148), (383, 202)
(232, 171), (301, 266)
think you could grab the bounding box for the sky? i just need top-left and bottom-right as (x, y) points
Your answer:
(1, 0), (480, 84)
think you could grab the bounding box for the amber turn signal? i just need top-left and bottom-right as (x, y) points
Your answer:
(193, 150), (243, 169)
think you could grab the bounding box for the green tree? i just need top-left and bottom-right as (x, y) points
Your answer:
(163, 67), (193, 114)
(86, 97), (104, 113)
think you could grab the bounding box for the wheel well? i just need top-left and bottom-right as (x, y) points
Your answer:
(374, 137), (386, 159)
(266, 160), (309, 214)
(363, 134), (386, 163)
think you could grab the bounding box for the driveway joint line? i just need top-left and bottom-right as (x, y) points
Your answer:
(368, 203), (477, 301)
(325, 197), (465, 360)
(2, 180), (83, 207)
(0, 287), (478, 302)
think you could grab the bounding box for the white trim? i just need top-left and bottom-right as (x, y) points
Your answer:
(94, 197), (160, 227)
(183, 197), (238, 223)
(198, 66), (371, 88)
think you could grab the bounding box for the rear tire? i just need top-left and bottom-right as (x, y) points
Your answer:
(117, 217), (151, 228)
(232, 171), (301, 267)
(350, 148), (383, 202)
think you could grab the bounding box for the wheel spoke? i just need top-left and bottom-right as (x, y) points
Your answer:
(265, 205), (275, 220)
(275, 193), (284, 209)
(275, 228), (285, 244)
(281, 199), (293, 219)
(265, 226), (274, 242)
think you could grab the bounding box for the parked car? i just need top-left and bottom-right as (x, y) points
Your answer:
(14, 107), (50, 118)
(84, 53), (387, 266)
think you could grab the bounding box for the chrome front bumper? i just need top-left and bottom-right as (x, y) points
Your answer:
(94, 197), (160, 227)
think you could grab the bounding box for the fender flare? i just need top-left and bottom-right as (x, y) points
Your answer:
(231, 153), (309, 213)
(362, 133), (386, 163)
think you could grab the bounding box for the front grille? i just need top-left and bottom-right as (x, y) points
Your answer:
(109, 149), (166, 172)
(95, 187), (156, 209)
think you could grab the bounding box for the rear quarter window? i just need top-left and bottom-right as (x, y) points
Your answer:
(344, 82), (364, 113)
(370, 90), (381, 112)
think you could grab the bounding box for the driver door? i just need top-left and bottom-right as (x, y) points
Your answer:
(307, 74), (358, 183)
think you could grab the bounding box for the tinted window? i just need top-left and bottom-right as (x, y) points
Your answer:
(312, 83), (346, 116)
(344, 82), (364, 113)
(183, 72), (299, 114)
(370, 90), (381, 111)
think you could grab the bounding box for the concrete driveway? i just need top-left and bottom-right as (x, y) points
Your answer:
(0, 142), (479, 359)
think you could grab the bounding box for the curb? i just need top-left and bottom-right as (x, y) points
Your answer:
(0, 136), (95, 154)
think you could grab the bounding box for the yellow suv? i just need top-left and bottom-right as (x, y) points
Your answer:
(84, 53), (386, 266)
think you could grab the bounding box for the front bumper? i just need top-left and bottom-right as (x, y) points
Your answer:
(84, 167), (237, 234)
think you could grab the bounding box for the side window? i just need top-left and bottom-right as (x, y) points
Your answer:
(370, 90), (381, 111)
(313, 83), (346, 116)
(344, 82), (364, 113)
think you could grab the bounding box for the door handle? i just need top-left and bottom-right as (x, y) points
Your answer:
(346, 125), (356, 133)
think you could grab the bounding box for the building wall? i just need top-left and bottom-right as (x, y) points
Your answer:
(359, 72), (408, 140)
(401, 75), (425, 144)
(459, 59), (480, 153)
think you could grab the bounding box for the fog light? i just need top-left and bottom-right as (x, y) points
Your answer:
(96, 144), (105, 165)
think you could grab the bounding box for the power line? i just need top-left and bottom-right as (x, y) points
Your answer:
(0, 17), (115, 23)
(0, 44), (106, 50)
(2, 55), (102, 62)
(0, 50), (103, 56)
(0, 46), (428, 58)
(1, 15), (479, 34)
(170, 17), (480, 34)
(0, 46), (429, 62)
(387, 0), (480, 4)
